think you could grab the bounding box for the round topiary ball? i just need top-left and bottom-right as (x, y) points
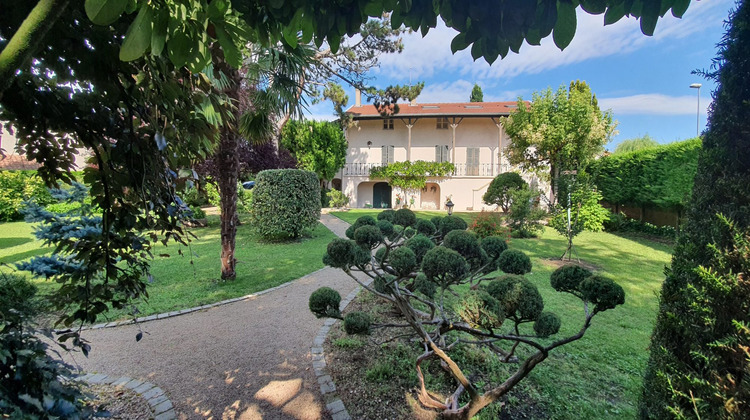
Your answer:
(579, 274), (625, 313)
(443, 230), (483, 261)
(481, 236), (508, 260)
(457, 290), (505, 331)
(403, 226), (416, 239)
(309, 287), (341, 318)
(422, 246), (469, 287)
(497, 249), (532, 275)
(354, 225), (384, 249)
(343, 311), (371, 335)
(323, 239), (358, 268)
(430, 216), (444, 231)
(415, 219), (437, 236)
(374, 247), (388, 264)
(533, 311), (561, 337)
(389, 247), (417, 276)
(378, 209), (395, 222)
(373, 275), (394, 294)
(345, 225), (356, 239)
(486, 275), (543, 322)
(352, 244), (372, 267)
(388, 225), (405, 241)
(377, 220), (394, 237)
(393, 208), (417, 227)
(405, 234), (436, 264)
(550, 265), (592, 296)
(440, 215), (468, 235)
(413, 273), (436, 298)
(347, 215), (377, 239)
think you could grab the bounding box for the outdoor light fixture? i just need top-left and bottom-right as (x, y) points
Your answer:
(445, 199), (455, 215)
(367, 140), (372, 149)
(690, 83), (702, 136)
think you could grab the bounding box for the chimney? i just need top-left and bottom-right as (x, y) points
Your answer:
(410, 97), (417, 106)
(355, 88), (361, 107)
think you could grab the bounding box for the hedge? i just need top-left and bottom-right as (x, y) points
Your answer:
(0, 170), (54, 221)
(250, 169), (320, 239)
(588, 138), (700, 211)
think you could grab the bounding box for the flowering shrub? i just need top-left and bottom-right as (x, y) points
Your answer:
(469, 211), (510, 239)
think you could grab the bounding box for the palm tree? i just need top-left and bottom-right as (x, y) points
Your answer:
(213, 43), (313, 280)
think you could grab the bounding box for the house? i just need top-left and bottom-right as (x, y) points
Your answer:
(336, 91), (544, 210)
(1, 124), (90, 170)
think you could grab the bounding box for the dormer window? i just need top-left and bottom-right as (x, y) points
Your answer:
(436, 117), (449, 129)
(383, 118), (394, 130)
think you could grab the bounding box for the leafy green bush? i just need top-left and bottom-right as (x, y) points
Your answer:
(250, 169), (320, 239)
(321, 187), (331, 208)
(497, 249), (532, 275)
(393, 208), (417, 227)
(190, 206), (206, 219)
(603, 211), (677, 238)
(0, 170), (54, 221)
(377, 209), (395, 222)
(343, 311), (372, 335)
(470, 210), (509, 239)
(550, 265), (592, 296)
(486, 275), (543, 322)
(309, 287), (341, 319)
(180, 186), (209, 207)
(327, 189), (349, 208)
(415, 219), (436, 236)
(506, 188), (546, 238)
(549, 184), (609, 259)
(0, 274), (91, 418)
(439, 215), (468, 236)
(483, 172), (527, 212)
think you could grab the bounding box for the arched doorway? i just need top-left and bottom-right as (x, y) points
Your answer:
(372, 182), (392, 208)
(420, 183), (440, 209)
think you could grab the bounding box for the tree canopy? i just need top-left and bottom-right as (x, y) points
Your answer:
(613, 135), (659, 154)
(470, 83), (483, 102)
(281, 120), (348, 183)
(503, 81), (616, 205)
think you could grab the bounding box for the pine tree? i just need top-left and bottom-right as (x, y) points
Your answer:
(470, 83), (483, 102)
(640, 2), (750, 418)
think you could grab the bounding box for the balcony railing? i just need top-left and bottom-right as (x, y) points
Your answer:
(342, 162), (512, 178)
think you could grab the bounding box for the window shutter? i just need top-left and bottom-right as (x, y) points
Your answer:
(388, 145), (395, 164)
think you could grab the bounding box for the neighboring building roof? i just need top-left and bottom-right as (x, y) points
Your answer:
(0, 154), (41, 171)
(345, 101), (523, 119)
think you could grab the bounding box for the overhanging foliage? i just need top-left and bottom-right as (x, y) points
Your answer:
(369, 160), (454, 191)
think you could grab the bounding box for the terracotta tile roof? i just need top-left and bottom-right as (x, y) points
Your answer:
(0, 154), (41, 170)
(345, 101), (525, 119)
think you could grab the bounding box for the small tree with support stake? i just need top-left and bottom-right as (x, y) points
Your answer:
(310, 209), (624, 419)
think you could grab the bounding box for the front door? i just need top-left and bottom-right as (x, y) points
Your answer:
(372, 182), (392, 208)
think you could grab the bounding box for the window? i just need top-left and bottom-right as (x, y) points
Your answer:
(435, 145), (449, 163)
(436, 117), (450, 129)
(383, 118), (394, 130)
(466, 147), (480, 176)
(381, 145), (395, 166)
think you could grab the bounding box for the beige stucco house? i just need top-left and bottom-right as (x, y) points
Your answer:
(1, 124), (90, 170)
(335, 92), (544, 211)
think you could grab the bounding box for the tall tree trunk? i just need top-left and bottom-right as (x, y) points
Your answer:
(0, 0), (70, 100)
(216, 67), (243, 280)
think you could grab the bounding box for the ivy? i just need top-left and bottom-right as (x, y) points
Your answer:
(369, 160), (455, 192)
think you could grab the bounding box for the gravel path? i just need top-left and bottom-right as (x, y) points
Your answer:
(65, 214), (356, 420)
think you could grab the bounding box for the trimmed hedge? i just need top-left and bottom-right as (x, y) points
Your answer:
(0, 170), (54, 221)
(588, 138), (700, 211)
(250, 169), (320, 239)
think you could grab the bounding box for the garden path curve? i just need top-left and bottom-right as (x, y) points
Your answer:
(63, 214), (356, 420)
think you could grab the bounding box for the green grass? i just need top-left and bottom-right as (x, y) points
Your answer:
(331, 209), (475, 225)
(0, 215), (335, 321)
(330, 209), (673, 419)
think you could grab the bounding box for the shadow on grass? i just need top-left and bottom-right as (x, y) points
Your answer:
(0, 237), (33, 249)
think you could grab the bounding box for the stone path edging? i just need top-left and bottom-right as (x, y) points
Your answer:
(77, 373), (176, 420)
(79, 267), (328, 331)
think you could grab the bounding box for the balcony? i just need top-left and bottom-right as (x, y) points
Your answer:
(341, 162), (512, 178)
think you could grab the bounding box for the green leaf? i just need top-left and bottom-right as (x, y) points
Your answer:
(208, 0), (230, 20)
(167, 26), (192, 68)
(282, 22), (299, 48)
(329, 34), (342, 53)
(450, 33), (469, 53)
(526, 28), (542, 46)
(671, 0), (690, 17)
(639, 0), (660, 36)
(364, 0), (384, 16)
(120, 5), (154, 61)
(604, 3), (626, 25)
(85, 0), (128, 25)
(553, 1), (577, 50)
(214, 23), (243, 68)
(151, 9), (168, 56)
(580, 0), (607, 14)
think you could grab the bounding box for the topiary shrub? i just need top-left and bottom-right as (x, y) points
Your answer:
(405, 234), (436, 264)
(389, 247), (417, 276)
(378, 209), (395, 222)
(483, 172), (528, 212)
(550, 265), (592, 297)
(497, 249), (532, 275)
(249, 169), (320, 239)
(309, 287), (342, 319)
(422, 247), (469, 288)
(534, 312), (562, 337)
(415, 219), (437, 236)
(354, 225), (384, 249)
(343, 311), (372, 335)
(443, 230), (487, 270)
(376, 219), (394, 237)
(430, 216), (443, 230)
(347, 215), (378, 239)
(470, 210), (510, 239)
(439, 215), (468, 236)
(323, 239), (361, 269)
(486, 275), (543, 322)
(579, 275), (625, 313)
(393, 208), (417, 227)
(481, 236), (508, 260)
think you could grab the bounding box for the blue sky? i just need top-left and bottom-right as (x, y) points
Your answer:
(304, 0), (734, 151)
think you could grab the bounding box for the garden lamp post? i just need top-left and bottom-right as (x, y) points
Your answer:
(690, 83), (702, 136)
(445, 199), (454, 215)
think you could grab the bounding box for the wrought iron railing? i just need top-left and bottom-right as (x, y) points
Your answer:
(341, 162), (512, 177)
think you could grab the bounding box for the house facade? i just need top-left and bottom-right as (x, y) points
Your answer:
(1, 124), (90, 170)
(336, 92), (544, 211)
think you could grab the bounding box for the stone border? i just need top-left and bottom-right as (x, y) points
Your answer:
(77, 373), (176, 420)
(78, 267), (329, 331)
(311, 284), (367, 420)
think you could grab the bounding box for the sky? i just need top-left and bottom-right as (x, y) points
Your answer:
(303, 0), (735, 151)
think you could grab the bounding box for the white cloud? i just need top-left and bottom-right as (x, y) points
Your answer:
(599, 93), (712, 116)
(415, 79), (527, 103)
(376, 0), (730, 82)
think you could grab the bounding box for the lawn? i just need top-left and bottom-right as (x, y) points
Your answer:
(329, 209), (672, 419)
(0, 215), (335, 321)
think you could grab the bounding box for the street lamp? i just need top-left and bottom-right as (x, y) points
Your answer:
(690, 83), (702, 137)
(445, 199), (454, 215)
